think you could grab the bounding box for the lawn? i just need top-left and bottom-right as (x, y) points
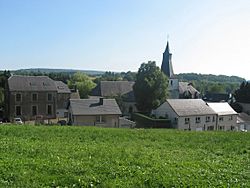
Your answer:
(0, 125), (249, 187)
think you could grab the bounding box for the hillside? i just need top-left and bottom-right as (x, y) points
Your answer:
(177, 73), (245, 84)
(13, 68), (105, 76)
(0, 125), (249, 187)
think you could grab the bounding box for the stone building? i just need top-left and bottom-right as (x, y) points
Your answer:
(6, 75), (71, 122)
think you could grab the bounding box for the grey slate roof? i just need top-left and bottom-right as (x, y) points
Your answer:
(167, 99), (216, 116)
(237, 112), (250, 123)
(54, 81), (71, 93)
(69, 98), (122, 115)
(207, 102), (237, 116)
(8, 75), (70, 93)
(8, 75), (56, 91)
(179, 82), (200, 97)
(91, 81), (135, 97)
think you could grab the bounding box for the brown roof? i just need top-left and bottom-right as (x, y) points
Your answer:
(167, 99), (216, 116)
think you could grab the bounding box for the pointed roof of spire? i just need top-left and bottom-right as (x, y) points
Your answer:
(165, 41), (170, 53)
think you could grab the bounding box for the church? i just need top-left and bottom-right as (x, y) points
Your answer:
(161, 41), (200, 99)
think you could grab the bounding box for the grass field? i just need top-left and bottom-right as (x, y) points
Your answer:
(0, 125), (249, 187)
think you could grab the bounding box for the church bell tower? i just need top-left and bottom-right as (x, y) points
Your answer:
(161, 41), (179, 98)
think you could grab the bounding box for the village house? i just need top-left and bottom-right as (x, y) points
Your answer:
(91, 81), (137, 116)
(152, 99), (217, 131)
(68, 98), (121, 127)
(207, 102), (237, 131)
(6, 75), (71, 122)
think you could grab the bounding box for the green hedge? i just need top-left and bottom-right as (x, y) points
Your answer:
(132, 113), (172, 128)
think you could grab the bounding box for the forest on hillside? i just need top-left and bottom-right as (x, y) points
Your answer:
(176, 73), (245, 94)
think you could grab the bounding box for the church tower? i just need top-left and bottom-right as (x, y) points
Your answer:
(161, 41), (174, 78)
(161, 41), (179, 98)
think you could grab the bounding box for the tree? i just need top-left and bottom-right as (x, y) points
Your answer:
(133, 61), (168, 113)
(68, 72), (96, 99)
(234, 81), (250, 103)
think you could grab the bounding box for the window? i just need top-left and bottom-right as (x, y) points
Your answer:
(219, 117), (224, 121)
(207, 126), (214, 130)
(206, 116), (210, 122)
(16, 93), (22, 102)
(64, 112), (68, 118)
(47, 105), (52, 115)
(96, 115), (106, 123)
(219, 126), (225, 130)
(32, 93), (38, 101)
(229, 116), (233, 121)
(231, 126), (235, 130)
(32, 106), (37, 116)
(47, 93), (52, 101)
(212, 116), (215, 122)
(16, 106), (21, 116)
(195, 117), (201, 123)
(185, 118), (190, 124)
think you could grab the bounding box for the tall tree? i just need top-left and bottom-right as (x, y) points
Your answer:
(234, 81), (250, 103)
(68, 72), (96, 99)
(133, 61), (168, 113)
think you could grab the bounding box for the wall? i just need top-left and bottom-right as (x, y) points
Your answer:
(9, 91), (57, 121)
(177, 115), (216, 131)
(152, 102), (179, 128)
(217, 114), (237, 131)
(72, 114), (120, 127)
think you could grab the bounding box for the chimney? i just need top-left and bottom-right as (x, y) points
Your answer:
(99, 97), (104, 105)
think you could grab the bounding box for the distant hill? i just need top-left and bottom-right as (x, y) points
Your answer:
(13, 68), (105, 76)
(176, 73), (245, 84)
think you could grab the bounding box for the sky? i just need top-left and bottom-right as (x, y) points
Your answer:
(0, 0), (250, 79)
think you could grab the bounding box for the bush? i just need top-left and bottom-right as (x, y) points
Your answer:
(132, 113), (172, 128)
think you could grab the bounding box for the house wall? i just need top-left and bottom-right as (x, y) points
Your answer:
(152, 102), (217, 130)
(177, 115), (216, 131)
(152, 102), (179, 128)
(71, 114), (120, 127)
(217, 114), (237, 131)
(8, 91), (57, 121)
(56, 93), (70, 118)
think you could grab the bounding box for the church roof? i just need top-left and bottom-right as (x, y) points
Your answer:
(161, 41), (174, 78)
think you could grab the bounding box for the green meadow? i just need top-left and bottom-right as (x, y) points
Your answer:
(0, 125), (249, 187)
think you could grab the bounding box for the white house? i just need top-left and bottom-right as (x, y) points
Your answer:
(207, 102), (237, 131)
(152, 99), (217, 131)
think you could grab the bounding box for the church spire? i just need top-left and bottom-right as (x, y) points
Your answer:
(161, 40), (174, 78)
(165, 41), (170, 53)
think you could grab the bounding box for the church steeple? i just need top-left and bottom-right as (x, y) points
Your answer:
(161, 41), (174, 78)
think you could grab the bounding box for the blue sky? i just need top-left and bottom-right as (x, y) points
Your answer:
(1, 0), (250, 79)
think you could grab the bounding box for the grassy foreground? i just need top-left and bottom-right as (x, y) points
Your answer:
(0, 125), (249, 187)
